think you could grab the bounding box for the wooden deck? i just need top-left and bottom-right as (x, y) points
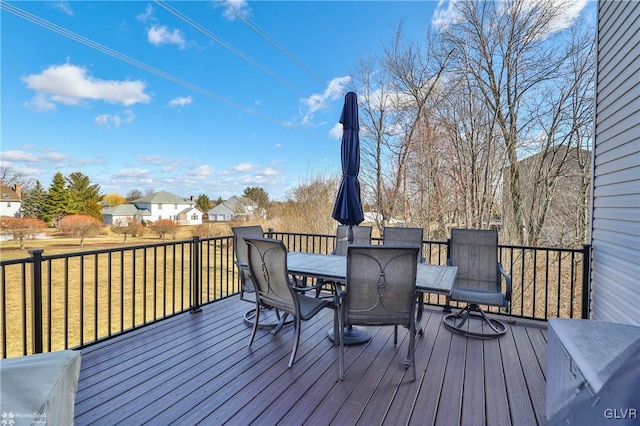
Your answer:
(74, 297), (547, 425)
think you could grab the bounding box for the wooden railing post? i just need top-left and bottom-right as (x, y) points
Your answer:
(29, 249), (44, 354)
(191, 237), (202, 313)
(581, 244), (592, 319)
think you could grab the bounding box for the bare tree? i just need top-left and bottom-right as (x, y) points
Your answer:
(148, 219), (178, 241)
(0, 166), (32, 190)
(0, 217), (46, 249)
(110, 217), (144, 243)
(436, 74), (505, 232)
(354, 24), (448, 233)
(270, 174), (339, 235)
(438, 0), (593, 244)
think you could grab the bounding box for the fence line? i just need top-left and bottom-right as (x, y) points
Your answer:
(1, 231), (590, 358)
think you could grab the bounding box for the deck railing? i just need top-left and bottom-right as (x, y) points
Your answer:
(0, 230), (590, 358)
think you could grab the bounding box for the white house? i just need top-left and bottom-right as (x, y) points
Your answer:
(102, 191), (203, 226)
(102, 204), (151, 226)
(0, 184), (22, 218)
(207, 196), (265, 221)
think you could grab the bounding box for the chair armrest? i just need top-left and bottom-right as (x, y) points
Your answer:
(290, 275), (325, 292)
(498, 263), (512, 303)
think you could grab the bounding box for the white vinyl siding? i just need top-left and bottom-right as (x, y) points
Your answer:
(590, 0), (640, 325)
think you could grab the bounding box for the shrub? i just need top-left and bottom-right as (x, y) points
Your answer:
(0, 217), (47, 249)
(58, 214), (102, 246)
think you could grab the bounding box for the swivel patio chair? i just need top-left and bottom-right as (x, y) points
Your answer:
(443, 228), (512, 338)
(244, 236), (332, 368)
(232, 225), (282, 329)
(338, 245), (419, 381)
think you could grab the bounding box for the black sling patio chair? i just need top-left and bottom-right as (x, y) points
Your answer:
(338, 245), (419, 381)
(382, 226), (425, 264)
(315, 225), (373, 300)
(244, 236), (332, 368)
(232, 225), (284, 329)
(443, 228), (512, 338)
(383, 226), (427, 331)
(333, 225), (373, 256)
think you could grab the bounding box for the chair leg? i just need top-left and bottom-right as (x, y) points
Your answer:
(443, 304), (507, 338)
(408, 322), (416, 381)
(394, 325), (398, 345)
(288, 315), (302, 368)
(339, 305), (345, 380)
(248, 301), (260, 347)
(271, 312), (289, 335)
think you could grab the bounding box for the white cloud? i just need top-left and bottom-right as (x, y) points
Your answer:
(136, 4), (154, 23)
(24, 93), (57, 112)
(0, 150), (39, 162)
(41, 152), (70, 163)
(431, 0), (460, 31)
(546, 0), (590, 33)
(168, 96), (193, 108)
(22, 64), (151, 109)
(53, 1), (73, 16)
(329, 123), (343, 139)
(261, 167), (279, 176)
(300, 76), (351, 125)
(113, 168), (150, 179)
(95, 109), (135, 128)
(147, 25), (187, 49)
(138, 155), (165, 165)
(432, 0), (590, 34)
(231, 162), (257, 172)
(221, 0), (252, 21)
(187, 165), (214, 179)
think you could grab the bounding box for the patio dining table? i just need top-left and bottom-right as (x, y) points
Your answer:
(287, 252), (458, 344)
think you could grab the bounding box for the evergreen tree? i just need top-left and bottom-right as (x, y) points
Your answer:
(195, 194), (211, 212)
(66, 172), (102, 219)
(243, 186), (270, 210)
(44, 172), (69, 224)
(20, 180), (48, 220)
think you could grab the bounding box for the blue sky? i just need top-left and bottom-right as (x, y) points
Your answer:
(2, 0), (445, 201)
(1, 0), (591, 202)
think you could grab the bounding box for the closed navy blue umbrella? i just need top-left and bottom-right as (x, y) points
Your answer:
(332, 92), (364, 242)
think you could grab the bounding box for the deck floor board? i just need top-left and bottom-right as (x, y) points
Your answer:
(74, 297), (547, 425)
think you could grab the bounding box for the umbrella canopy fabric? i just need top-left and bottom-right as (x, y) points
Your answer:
(332, 92), (365, 233)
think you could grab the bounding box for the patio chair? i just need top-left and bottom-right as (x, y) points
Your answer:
(338, 245), (419, 381)
(244, 236), (332, 368)
(317, 225), (373, 300)
(382, 227), (425, 263)
(443, 228), (512, 338)
(232, 226), (282, 329)
(383, 226), (426, 330)
(333, 225), (373, 256)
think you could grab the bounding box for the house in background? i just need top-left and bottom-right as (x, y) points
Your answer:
(0, 183), (22, 218)
(102, 204), (151, 226)
(102, 191), (203, 226)
(207, 196), (264, 222)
